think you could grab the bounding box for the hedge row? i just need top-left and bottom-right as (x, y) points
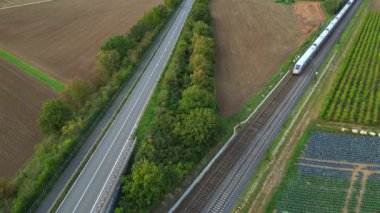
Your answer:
(115, 0), (217, 212)
(0, 1), (181, 212)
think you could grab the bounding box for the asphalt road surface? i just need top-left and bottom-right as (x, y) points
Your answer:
(55, 0), (195, 212)
(171, 0), (361, 212)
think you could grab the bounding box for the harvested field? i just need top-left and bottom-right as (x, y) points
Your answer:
(0, 58), (55, 179)
(0, 0), (161, 82)
(212, 0), (325, 116)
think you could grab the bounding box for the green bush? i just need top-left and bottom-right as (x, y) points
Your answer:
(38, 99), (72, 134)
(323, 0), (346, 15)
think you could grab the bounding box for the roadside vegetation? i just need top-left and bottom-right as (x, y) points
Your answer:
(0, 1), (180, 212)
(115, 0), (217, 211)
(321, 12), (380, 125)
(323, 0), (348, 15)
(0, 50), (65, 91)
(275, 0), (346, 16)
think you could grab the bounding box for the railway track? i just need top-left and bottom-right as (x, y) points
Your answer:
(174, 73), (298, 212)
(172, 0), (361, 211)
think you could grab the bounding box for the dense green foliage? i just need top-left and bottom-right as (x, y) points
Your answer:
(323, 0), (347, 15)
(321, 12), (380, 125)
(275, 0), (345, 13)
(0, 49), (65, 91)
(38, 99), (73, 134)
(0, 2), (177, 212)
(116, 0), (218, 212)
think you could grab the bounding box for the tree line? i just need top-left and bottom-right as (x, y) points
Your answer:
(323, 0), (347, 15)
(115, 0), (218, 212)
(0, 1), (182, 212)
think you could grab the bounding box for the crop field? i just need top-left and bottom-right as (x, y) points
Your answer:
(321, 12), (380, 125)
(0, 0), (161, 82)
(269, 131), (380, 212)
(0, 58), (55, 178)
(211, 0), (325, 116)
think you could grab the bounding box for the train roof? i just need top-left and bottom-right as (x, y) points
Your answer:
(296, 45), (316, 66)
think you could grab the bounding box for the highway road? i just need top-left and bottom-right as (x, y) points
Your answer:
(55, 0), (195, 212)
(171, 0), (362, 212)
(35, 2), (184, 212)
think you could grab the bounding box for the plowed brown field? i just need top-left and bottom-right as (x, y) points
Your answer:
(0, 0), (161, 82)
(0, 58), (55, 178)
(212, 0), (325, 116)
(0, 0), (161, 178)
(0, 0), (44, 8)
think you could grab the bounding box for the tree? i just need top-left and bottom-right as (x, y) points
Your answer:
(96, 50), (121, 75)
(61, 78), (93, 111)
(322, 0), (345, 15)
(174, 108), (217, 160)
(120, 160), (165, 212)
(192, 21), (212, 37)
(141, 5), (168, 30)
(91, 65), (108, 88)
(190, 67), (214, 91)
(189, 54), (213, 72)
(192, 35), (214, 59)
(38, 99), (72, 134)
(101, 35), (135, 58)
(164, 0), (181, 10)
(190, 2), (210, 23)
(179, 85), (216, 111)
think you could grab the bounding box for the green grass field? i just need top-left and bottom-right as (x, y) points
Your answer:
(321, 12), (380, 125)
(0, 49), (65, 91)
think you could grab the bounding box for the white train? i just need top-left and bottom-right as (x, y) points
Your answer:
(293, 0), (355, 75)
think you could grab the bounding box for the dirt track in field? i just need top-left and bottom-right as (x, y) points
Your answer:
(212, 0), (325, 116)
(0, 0), (162, 82)
(0, 58), (55, 179)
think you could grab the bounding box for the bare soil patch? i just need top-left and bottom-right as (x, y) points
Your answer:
(0, 58), (55, 179)
(295, 2), (326, 41)
(0, 0), (161, 82)
(212, 0), (325, 116)
(371, 0), (380, 10)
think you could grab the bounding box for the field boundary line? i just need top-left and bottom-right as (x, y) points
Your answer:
(0, 0), (53, 10)
(0, 49), (64, 91)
